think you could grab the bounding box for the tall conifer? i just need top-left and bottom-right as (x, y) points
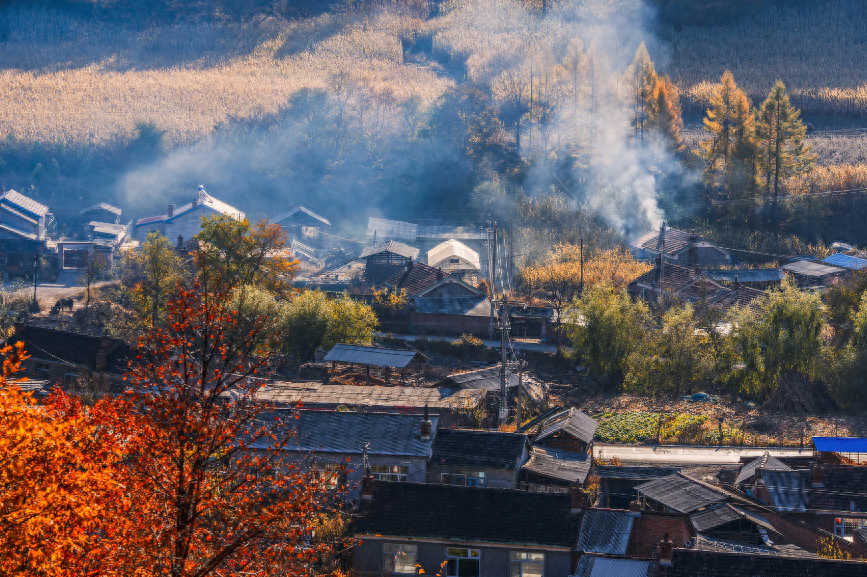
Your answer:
(624, 42), (658, 144)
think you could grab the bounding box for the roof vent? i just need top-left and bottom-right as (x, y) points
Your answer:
(167, 203), (174, 218)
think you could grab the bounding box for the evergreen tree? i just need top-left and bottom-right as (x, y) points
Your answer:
(701, 71), (757, 198)
(754, 80), (815, 223)
(624, 42), (658, 144)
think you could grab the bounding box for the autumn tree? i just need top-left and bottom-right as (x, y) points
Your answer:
(520, 246), (584, 343)
(701, 71), (758, 196)
(99, 279), (340, 576)
(755, 80), (815, 223)
(196, 215), (299, 300)
(283, 290), (377, 361)
(119, 231), (186, 326)
(826, 292), (867, 409)
(78, 252), (110, 311)
(624, 42), (658, 144)
(649, 76), (685, 154)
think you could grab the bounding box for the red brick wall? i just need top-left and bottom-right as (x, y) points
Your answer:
(627, 511), (692, 559)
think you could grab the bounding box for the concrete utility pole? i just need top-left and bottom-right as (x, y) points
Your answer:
(516, 357), (523, 430)
(488, 222), (497, 340)
(498, 293), (509, 427)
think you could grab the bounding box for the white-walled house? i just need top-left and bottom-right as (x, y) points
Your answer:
(135, 186), (245, 243)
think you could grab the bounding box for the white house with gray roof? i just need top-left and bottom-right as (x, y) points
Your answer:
(135, 186), (244, 242)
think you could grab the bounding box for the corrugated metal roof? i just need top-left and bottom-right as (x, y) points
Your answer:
(574, 556), (653, 577)
(522, 446), (591, 484)
(2, 189), (49, 217)
(417, 225), (487, 240)
(690, 535), (817, 557)
(0, 222), (36, 240)
(635, 473), (727, 513)
(822, 253), (867, 270)
(782, 260), (845, 277)
(813, 437), (867, 453)
(536, 408), (597, 444)
(576, 510), (634, 555)
(323, 344), (425, 368)
(428, 239), (482, 270)
(690, 503), (742, 532)
(704, 269), (785, 283)
(367, 218), (418, 240)
(359, 240), (420, 260)
(761, 470), (808, 512)
(255, 410), (438, 456)
(735, 452), (792, 484)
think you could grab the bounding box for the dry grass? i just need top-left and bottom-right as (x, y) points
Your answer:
(0, 5), (451, 147)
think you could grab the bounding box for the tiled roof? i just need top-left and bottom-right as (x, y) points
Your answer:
(704, 286), (767, 313)
(2, 189), (49, 217)
(735, 452), (792, 484)
(413, 295), (490, 316)
(428, 239), (481, 270)
(809, 465), (867, 511)
(323, 344), (425, 369)
(259, 411), (438, 457)
(576, 509), (635, 555)
(822, 253), (867, 270)
(633, 228), (696, 256)
(384, 262), (444, 295)
(761, 470), (808, 512)
(574, 556), (653, 577)
(635, 473), (727, 513)
(274, 206), (331, 227)
(522, 446), (591, 484)
(704, 269), (785, 283)
(629, 263), (699, 293)
(359, 240), (420, 260)
(79, 202), (121, 216)
(536, 408), (598, 444)
(596, 466), (681, 480)
(7, 325), (133, 375)
(669, 548), (867, 577)
(417, 276), (485, 297)
(353, 481), (582, 548)
(253, 382), (484, 410)
(430, 429), (527, 469)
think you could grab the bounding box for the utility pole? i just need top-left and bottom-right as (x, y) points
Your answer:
(488, 222), (497, 340)
(498, 293), (509, 427)
(516, 357), (523, 430)
(31, 249), (39, 310)
(580, 238), (584, 295)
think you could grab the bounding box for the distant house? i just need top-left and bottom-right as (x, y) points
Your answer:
(56, 240), (114, 269)
(427, 239), (481, 281)
(635, 473), (728, 513)
(83, 221), (128, 246)
(352, 481), (583, 577)
(79, 202), (122, 225)
(7, 323), (134, 393)
(427, 429), (530, 489)
(631, 225), (732, 268)
(704, 268), (785, 289)
(384, 261), (444, 296)
(410, 276), (491, 335)
(520, 445), (592, 492)
(531, 407), (598, 455)
(274, 206), (331, 248)
(596, 466), (681, 509)
(257, 410), (438, 496)
(782, 259), (847, 287)
(135, 186), (244, 242)
(0, 188), (51, 279)
(359, 241), (420, 284)
(627, 262), (724, 304)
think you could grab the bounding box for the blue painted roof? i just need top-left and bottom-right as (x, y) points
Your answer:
(813, 436), (867, 453)
(822, 253), (867, 270)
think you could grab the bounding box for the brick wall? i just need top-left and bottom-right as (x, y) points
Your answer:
(627, 511), (692, 559)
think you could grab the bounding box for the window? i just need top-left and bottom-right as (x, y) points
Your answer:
(446, 472), (485, 487)
(384, 543), (417, 574)
(449, 258), (460, 264)
(510, 552), (544, 577)
(35, 363), (50, 381)
(466, 471), (485, 487)
(372, 465), (408, 482)
(315, 463), (341, 489)
(446, 548), (479, 577)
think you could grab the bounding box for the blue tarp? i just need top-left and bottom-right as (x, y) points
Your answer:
(812, 437), (867, 453)
(822, 253), (867, 270)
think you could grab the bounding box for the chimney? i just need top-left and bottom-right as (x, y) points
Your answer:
(658, 533), (673, 565)
(177, 235), (184, 248)
(360, 467), (375, 502)
(167, 203), (174, 218)
(570, 485), (584, 514)
(406, 257), (414, 270)
(812, 465), (824, 488)
(653, 254), (662, 284)
(420, 404), (432, 441)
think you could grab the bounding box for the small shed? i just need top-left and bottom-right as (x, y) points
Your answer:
(782, 260), (847, 286)
(323, 343), (428, 384)
(533, 407), (598, 454)
(520, 446), (591, 491)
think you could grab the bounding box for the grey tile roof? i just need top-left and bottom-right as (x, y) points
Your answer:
(522, 446), (591, 484)
(2, 189), (49, 217)
(359, 240), (420, 260)
(258, 410), (438, 457)
(735, 452), (792, 484)
(574, 556), (653, 577)
(413, 295), (491, 316)
(596, 466), (681, 480)
(430, 429), (527, 469)
(323, 344), (425, 368)
(636, 473), (727, 513)
(690, 503), (776, 533)
(353, 481), (582, 548)
(254, 382), (485, 410)
(536, 408), (598, 444)
(576, 510), (635, 555)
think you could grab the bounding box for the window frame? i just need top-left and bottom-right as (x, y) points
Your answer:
(510, 551), (545, 577)
(371, 464), (408, 482)
(35, 363), (51, 381)
(314, 462), (341, 489)
(384, 543), (418, 575)
(445, 547), (480, 577)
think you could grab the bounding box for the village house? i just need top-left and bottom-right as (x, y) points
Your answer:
(352, 481), (583, 577)
(782, 259), (848, 287)
(135, 185), (244, 242)
(7, 323), (134, 393)
(530, 407), (597, 455)
(427, 429), (530, 489)
(360, 240), (420, 284)
(520, 446), (592, 493)
(631, 225), (732, 268)
(0, 187), (51, 279)
(596, 466), (682, 509)
(384, 260), (445, 296)
(274, 206), (331, 244)
(427, 239), (481, 282)
(410, 276), (491, 335)
(75, 202), (122, 232)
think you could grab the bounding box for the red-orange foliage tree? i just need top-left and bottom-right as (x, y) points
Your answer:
(97, 277), (341, 577)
